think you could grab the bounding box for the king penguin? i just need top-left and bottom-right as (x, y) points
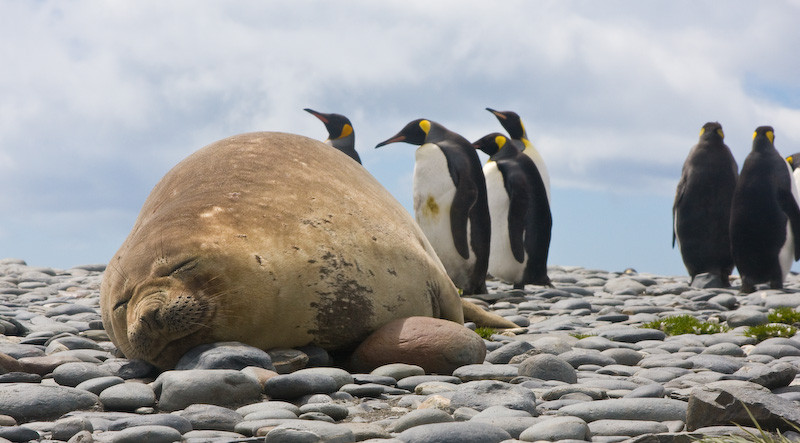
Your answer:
(486, 108), (551, 202)
(474, 133), (552, 289)
(303, 108), (361, 164)
(672, 122), (738, 287)
(730, 126), (800, 293)
(375, 119), (491, 295)
(786, 152), (800, 199)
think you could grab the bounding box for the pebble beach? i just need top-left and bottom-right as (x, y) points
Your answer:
(2, 257), (800, 443)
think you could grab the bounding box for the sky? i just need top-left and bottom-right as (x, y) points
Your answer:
(2, 1), (800, 277)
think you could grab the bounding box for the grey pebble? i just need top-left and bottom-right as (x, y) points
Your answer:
(389, 408), (454, 433)
(396, 421), (512, 443)
(518, 416), (590, 441)
(517, 353), (577, 383)
(175, 403), (243, 431)
(449, 380), (538, 415)
(264, 420), (356, 443)
(154, 369), (262, 411)
(99, 381), (156, 411)
(175, 341), (275, 371)
(105, 424), (183, 443)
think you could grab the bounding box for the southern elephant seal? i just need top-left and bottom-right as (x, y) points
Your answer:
(101, 132), (514, 369)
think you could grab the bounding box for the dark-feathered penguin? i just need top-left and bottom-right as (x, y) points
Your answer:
(474, 133), (552, 289)
(672, 122), (738, 287)
(304, 108), (361, 164)
(376, 119), (490, 295)
(730, 126), (800, 293)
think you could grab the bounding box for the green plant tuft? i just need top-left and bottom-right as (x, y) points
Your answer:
(640, 314), (729, 336)
(768, 307), (800, 325)
(743, 323), (798, 343)
(570, 332), (596, 340)
(474, 327), (497, 340)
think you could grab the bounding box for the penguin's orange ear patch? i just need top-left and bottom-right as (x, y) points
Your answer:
(767, 131), (775, 144)
(699, 127), (706, 137)
(340, 124), (353, 138)
(495, 135), (506, 150)
(717, 129), (724, 139)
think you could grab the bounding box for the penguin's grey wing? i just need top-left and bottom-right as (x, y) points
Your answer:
(498, 161), (528, 263)
(778, 188), (800, 260)
(441, 142), (476, 260)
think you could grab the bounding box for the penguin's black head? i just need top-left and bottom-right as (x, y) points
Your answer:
(304, 108), (354, 140)
(486, 108), (526, 140)
(375, 119), (432, 148)
(753, 126), (776, 148)
(473, 132), (518, 160)
(699, 122), (724, 141)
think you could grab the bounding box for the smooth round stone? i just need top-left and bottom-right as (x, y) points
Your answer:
(339, 383), (390, 397)
(99, 358), (158, 379)
(702, 342), (746, 357)
(390, 408), (454, 433)
(45, 334), (104, 351)
(0, 372), (42, 383)
(182, 430), (249, 441)
(726, 309), (769, 327)
(75, 375), (124, 395)
(0, 344), (44, 359)
(243, 408), (299, 421)
(638, 356), (694, 369)
(596, 364), (638, 377)
(750, 344), (800, 358)
(264, 420), (355, 442)
(449, 380), (538, 415)
(107, 414), (193, 434)
(337, 423), (390, 441)
(760, 337), (800, 349)
(708, 293), (737, 309)
(558, 349), (616, 368)
(471, 416), (541, 439)
(541, 385), (608, 401)
(263, 373), (338, 400)
(298, 403), (349, 421)
(518, 416), (590, 441)
(604, 278), (646, 294)
(589, 419), (669, 436)
(293, 367), (354, 390)
(237, 401), (301, 417)
(0, 425), (39, 442)
(551, 299), (592, 311)
(687, 354), (743, 374)
(623, 384), (666, 398)
(396, 375), (461, 392)
(763, 293), (800, 309)
(530, 337), (574, 355)
(635, 367), (692, 383)
(601, 348), (643, 365)
(352, 374), (396, 386)
(99, 381), (156, 411)
(154, 369), (262, 411)
(176, 404), (243, 431)
(175, 341), (275, 371)
(0, 384), (98, 421)
(599, 328), (666, 343)
(471, 405), (533, 419)
(452, 364), (519, 382)
(370, 363), (424, 380)
(52, 362), (113, 387)
(415, 381), (460, 395)
(595, 313), (630, 323)
(574, 336), (619, 351)
(106, 425), (183, 443)
(51, 416), (93, 441)
(557, 398), (687, 422)
(485, 340), (534, 364)
(505, 315), (530, 327)
(296, 346), (333, 367)
(518, 354), (577, 383)
(396, 421), (511, 443)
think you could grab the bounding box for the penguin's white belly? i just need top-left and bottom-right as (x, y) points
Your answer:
(413, 144), (474, 288)
(781, 163), (800, 279)
(484, 163), (526, 284)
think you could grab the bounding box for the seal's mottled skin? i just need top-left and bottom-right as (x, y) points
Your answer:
(101, 132), (484, 369)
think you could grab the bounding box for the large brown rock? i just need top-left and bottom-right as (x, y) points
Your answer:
(687, 380), (800, 433)
(349, 317), (486, 374)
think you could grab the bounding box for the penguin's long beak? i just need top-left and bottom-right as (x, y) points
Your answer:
(303, 108), (329, 124)
(375, 135), (405, 148)
(486, 107), (506, 120)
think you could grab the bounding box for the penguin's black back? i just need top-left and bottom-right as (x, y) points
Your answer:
(673, 122), (738, 285)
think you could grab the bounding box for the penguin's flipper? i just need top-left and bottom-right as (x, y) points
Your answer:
(672, 174), (686, 248)
(449, 173), (477, 260)
(505, 171), (529, 263)
(778, 189), (800, 260)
